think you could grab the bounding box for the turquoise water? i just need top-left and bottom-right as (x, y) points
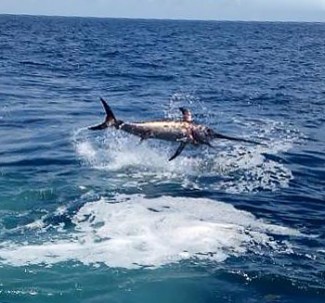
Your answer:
(0, 15), (324, 302)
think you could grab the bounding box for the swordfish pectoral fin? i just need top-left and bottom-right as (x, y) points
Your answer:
(205, 141), (214, 148)
(169, 142), (187, 161)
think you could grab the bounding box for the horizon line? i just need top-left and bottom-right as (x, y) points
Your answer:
(1, 13), (325, 24)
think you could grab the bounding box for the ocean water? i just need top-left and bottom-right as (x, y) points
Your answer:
(0, 14), (324, 302)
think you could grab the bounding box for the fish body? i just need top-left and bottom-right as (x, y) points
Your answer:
(89, 98), (261, 160)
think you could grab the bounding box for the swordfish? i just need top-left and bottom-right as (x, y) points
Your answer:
(89, 98), (261, 161)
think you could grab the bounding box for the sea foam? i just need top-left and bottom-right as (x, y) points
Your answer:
(0, 195), (300, 269)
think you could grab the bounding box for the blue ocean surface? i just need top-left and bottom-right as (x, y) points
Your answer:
(0, 15), (324, 302)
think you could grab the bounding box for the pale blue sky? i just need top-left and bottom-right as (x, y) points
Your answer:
(0, 0), (325, 22)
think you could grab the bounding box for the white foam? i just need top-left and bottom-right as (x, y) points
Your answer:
(211, 143), (293, 193)
(0, 195), (300, 269)
(76, 141), (97, 161)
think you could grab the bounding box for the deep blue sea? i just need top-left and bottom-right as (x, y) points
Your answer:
(0, 15), (324, 303)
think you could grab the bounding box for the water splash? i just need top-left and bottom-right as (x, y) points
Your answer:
(73, 116), (299, 193)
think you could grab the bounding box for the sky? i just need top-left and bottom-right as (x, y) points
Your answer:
(0, 0), (325, 22)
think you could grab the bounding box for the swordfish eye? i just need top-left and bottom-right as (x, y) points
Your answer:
(206, 128), (214, 138)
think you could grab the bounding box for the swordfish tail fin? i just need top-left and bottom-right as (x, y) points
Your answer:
(213, 132), (263, 145)
(89, 98), (120, 130)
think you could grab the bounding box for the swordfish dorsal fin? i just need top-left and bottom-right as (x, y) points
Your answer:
(179, 107), (192, 123)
